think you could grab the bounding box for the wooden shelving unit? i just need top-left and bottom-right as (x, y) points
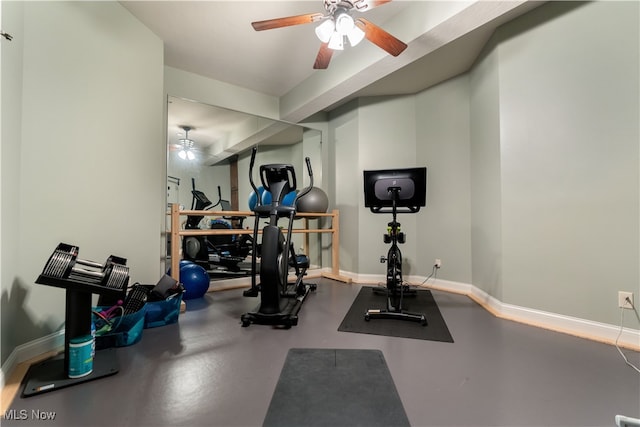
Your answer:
(167, 204), (350, 285)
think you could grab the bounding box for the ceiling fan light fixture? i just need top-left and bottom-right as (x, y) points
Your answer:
(328, 31), (344, 50)
(347, 25), (365, 46)
(334, 11), (354, 35)
(251, 0), (406, 69)
(178, 126), (197, 161)
(315, 19), (335, 43)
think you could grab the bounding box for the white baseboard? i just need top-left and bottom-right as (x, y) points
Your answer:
(339, 271), (380, 285)
(207, 275), (252, 291)
(456, 278), (639, 349)
(358, 273), (640, 350)
(497, 298), (640, 349)
(1, 330), (65, 390)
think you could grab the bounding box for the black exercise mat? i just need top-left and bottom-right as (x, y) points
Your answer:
(338, 286), (454, 342)
(263, 348), (410, 427)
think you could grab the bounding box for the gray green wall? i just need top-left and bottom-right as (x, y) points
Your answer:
(487, 1), (639, 323)
(469, 36), (503, 300)
(330, 1), (639, 328)
(331, 103), (360, 273)
(415, 75), (472, 285)
(1, 1), (164, 365)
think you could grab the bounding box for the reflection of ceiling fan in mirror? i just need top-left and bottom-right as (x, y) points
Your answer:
(169, 126), (199, 161)
(251, 0), (407, 69)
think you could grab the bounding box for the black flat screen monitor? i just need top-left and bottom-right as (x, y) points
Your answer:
(363, 167), (427, 213)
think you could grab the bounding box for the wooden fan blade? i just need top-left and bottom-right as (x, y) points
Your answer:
(313, 43), (334, 69)
(251, 13), (324, 31)
(355, 18), (407, 56)
(352, 0), (393, 12)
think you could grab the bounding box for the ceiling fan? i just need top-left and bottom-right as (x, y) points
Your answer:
(169, 126), (198, 161)
(251, 0), (407, 69)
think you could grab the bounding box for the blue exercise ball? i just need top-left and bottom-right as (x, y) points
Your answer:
(179, 262), (210, 300)
(166, 259), (196, 276)
(248, 186), (266, 211)
(261, 189), (297, 207)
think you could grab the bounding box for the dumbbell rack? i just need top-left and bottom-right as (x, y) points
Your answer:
(22, 243), (128, 397)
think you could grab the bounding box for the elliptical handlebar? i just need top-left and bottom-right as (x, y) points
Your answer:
(249, 147), (261, 209)
(249, 148), (316, 214)
(190, 177), (222, 210)
(305, 157), (313, 179)
(294, 157), (314, 203)
(260, 165), (296, 194)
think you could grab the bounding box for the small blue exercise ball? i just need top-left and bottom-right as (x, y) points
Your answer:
(179, 262), (210, 300)
(262, 189), (297, 207)
(248, 186), (266, 211)
(167, 259), (195, 276)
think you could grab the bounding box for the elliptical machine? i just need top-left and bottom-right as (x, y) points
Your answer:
(241, 147), (316, 328)
(182, 179), (252, 273)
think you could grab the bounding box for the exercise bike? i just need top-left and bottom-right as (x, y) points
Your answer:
(363, 167), (428, 325)
(241, 147), (316, 328)
(182, 179), (252, 274)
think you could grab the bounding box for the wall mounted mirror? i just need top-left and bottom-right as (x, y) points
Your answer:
(166, 96), (324, 277)
(167, 96), (322, 211)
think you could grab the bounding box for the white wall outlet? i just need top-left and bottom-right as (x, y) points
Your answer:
(618, 291), (634, 309)
(435, 258), (442, 268)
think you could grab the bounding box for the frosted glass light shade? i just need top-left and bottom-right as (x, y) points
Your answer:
(334, 12), (354, 35)
(347, 25), (365, 46)
(315, 19), (335, 43)
(328, 32), (344, 50)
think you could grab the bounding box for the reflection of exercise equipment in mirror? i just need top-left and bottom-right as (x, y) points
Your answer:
(168, 207), (348, 289)
(363, 167), (428, 325)
(182, 178), (253, 275)
(241, 147), (317, 328)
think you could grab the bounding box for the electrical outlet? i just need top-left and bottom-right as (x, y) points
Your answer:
(618, 291), (634, 309)
(434, 258), (442, 268)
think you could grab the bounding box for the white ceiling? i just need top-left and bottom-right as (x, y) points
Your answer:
(120, 0), (543, 164)
(121, 1), (418, 97)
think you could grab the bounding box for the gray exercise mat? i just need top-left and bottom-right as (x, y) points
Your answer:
(263, 348), (410, 427)
(338, 287), (454, 342)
